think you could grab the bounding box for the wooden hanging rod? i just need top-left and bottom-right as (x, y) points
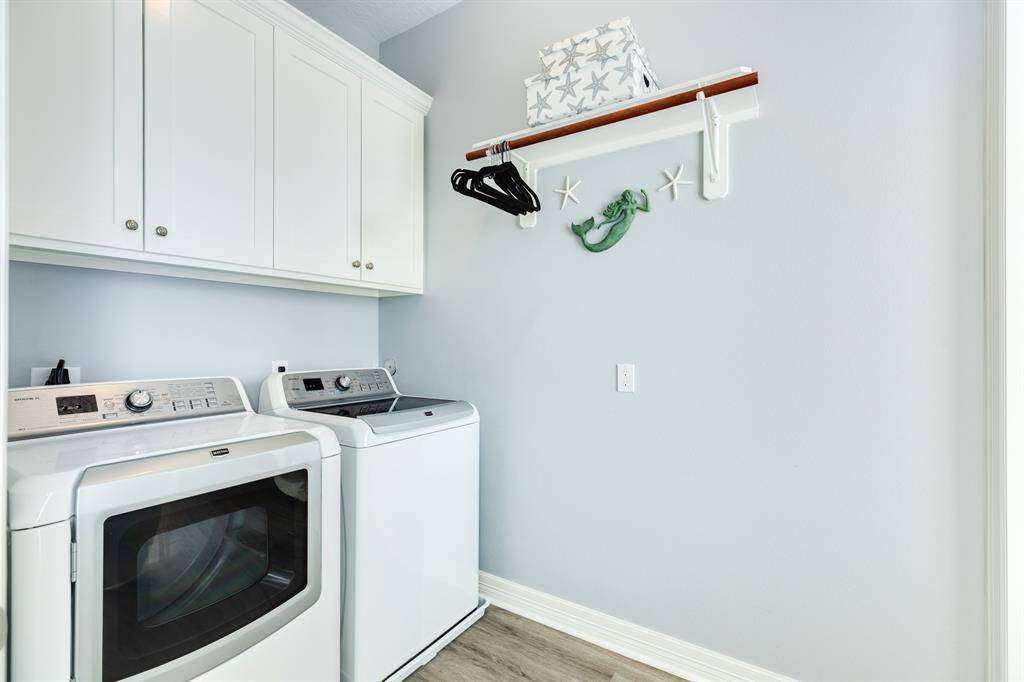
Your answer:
(466, 71), (759, 162)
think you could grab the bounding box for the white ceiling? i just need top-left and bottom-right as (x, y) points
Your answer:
(295, 0), (461, 44)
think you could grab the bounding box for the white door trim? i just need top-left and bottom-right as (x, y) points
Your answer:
(479, 571), (796, 682)
(0, 0), (9, 676)
(986, 0), (1009, 679)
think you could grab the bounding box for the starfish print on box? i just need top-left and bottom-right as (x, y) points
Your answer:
(528, 90), (552, 117)
(567, 98), (589, 116)
(614, 53), (636, 85)
(559, 41), (583, 70)
(539, 44), (556, 58)
(533, 60), (558, 89)
(554, 176), (582, 210)
(657, 163), (694, 201)
(554, 73), (582, 103)
(587, 39), (618, 67)
(583, 70), (611, 101)
(595, 21), (615, 36)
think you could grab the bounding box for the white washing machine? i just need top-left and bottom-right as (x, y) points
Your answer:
(7, 377), (343, 682)
(259, 367), (486, 682)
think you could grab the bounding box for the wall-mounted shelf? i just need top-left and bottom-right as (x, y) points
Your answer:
(468, 67), (760, 228)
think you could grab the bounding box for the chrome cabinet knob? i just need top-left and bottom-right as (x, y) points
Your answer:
(365, 262), (374, 270)
(125, 219), (139, 231)
(352, 260), (361, 268)
(155, 226), (168, 237)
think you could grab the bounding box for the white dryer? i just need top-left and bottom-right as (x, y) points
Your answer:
(259, 368), (486, 682)
(7, 377), (342, 682)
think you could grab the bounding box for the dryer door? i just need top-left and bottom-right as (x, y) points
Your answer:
(73, 432), (324, 682)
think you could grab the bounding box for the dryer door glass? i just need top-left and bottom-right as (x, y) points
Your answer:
(101, 470), (309, 682)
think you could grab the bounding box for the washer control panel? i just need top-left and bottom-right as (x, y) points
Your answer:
(8, 378), (246, 441)
(283, 368), (396, 407)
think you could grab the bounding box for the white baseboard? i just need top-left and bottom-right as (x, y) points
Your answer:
(478, 571), (796, 682)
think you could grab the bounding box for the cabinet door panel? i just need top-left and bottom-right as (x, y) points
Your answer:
(361, 81), (424, 290)
(274, 31), (361, 280)
(144, 0), (273, 267)
(10, 0), (143, 249)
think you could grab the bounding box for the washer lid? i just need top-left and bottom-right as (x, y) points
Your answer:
(301, 397), (475, 435)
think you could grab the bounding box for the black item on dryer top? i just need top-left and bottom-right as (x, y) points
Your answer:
(44, 358), (70, 385)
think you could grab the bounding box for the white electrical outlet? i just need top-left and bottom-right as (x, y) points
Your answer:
(272, 359), (289, 374)
(616, 363), (636, 392)
(30, 366), (82, 386)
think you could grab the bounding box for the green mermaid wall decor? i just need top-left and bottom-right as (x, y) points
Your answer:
(570, 189), (650, 252)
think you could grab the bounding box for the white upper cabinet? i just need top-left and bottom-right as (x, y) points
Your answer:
(361, 81), (424, 290)
(9, 0), (143, 250)
(9, 0), (430, 296)
(144, 0), (274, 268)
(274, 30), (362, 280)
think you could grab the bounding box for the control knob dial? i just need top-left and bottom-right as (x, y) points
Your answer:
(125, 389), (154, 413)
(335, 375), (353, 390)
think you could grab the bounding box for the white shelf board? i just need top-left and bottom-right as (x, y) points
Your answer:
(472, 67), (759, 227)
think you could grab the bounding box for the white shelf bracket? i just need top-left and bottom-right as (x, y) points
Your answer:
(697, 90), (728, 200)
(514, 153), (537, 229)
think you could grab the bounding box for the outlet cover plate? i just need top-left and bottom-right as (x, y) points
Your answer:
(616, 363), (635, 392)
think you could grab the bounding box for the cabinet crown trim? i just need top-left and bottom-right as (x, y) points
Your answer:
(241, 0), (433, 115)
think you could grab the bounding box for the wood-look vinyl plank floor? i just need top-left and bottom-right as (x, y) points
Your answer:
(408, 607), (683, 682)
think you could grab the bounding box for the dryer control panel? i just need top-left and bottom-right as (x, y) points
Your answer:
(282, 368), (396, 407)
(8, 378), (246, 441)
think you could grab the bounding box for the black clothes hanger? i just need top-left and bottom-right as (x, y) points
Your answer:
(451, 141), (540, 216)
(452, 167), (520, 214)
(460, 159), (540, 215)
(488, 161), (540, 213)
(474, 147), (539, 210)
(452, 144), (528, 215)
(466, 162), (538, 214)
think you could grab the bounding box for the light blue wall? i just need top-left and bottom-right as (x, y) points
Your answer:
(379, 1), (985, 679)
(8, 262), (378, 403)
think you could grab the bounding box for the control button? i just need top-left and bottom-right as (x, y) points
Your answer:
(103, 413), (118, 419)
(335, 375), (353, 390)
(125, 389), (154, 413)
(206, 398), (218, 407)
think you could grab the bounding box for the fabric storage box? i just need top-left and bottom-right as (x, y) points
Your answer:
(524, 49), (656, 127)
(538, 17), (660, 86)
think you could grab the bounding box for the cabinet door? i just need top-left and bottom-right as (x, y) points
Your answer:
(274, 31), (361, 280)
(9, 0), (143, 249)
(144, 0), (273, 267)
(361, 81), (424, 290)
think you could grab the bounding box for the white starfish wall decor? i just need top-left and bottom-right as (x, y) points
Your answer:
(657, 163), (694, 201)
(554, 176), (582, 210)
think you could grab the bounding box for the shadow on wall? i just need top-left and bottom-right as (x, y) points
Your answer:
(7, 261), (380, 402)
